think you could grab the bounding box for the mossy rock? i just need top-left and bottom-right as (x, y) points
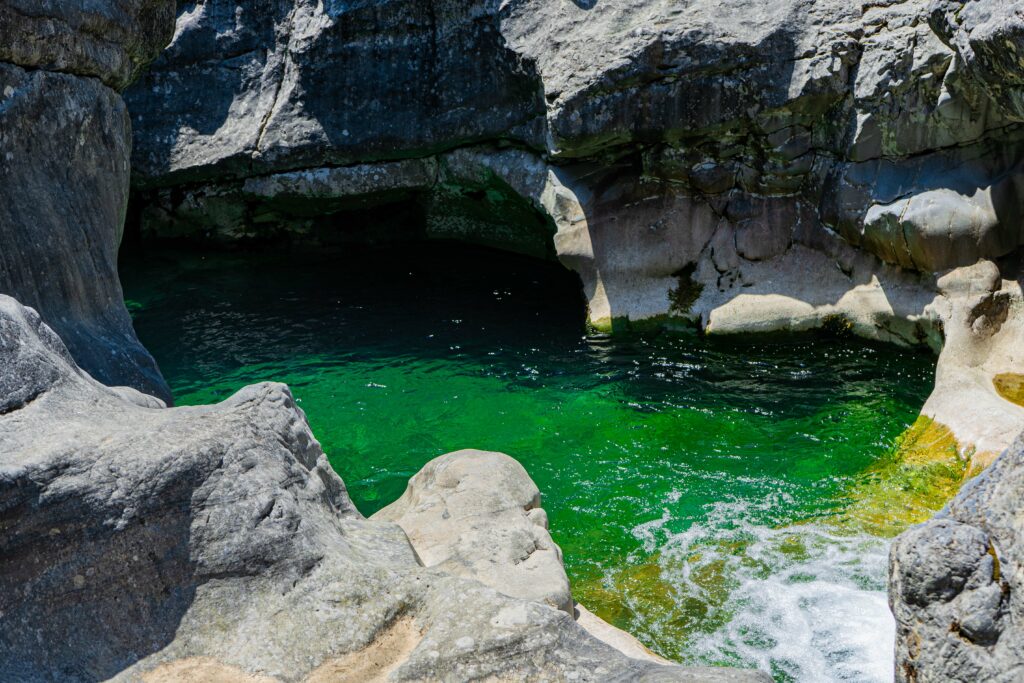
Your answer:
(993, 372), (1024, 408)
(586, 314), (695, 335)
(820, 313), (853, 337)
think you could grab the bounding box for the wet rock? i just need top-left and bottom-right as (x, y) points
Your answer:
(0, 294), (770, 682)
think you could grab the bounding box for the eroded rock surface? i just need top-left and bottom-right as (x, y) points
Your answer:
(890, 433), (1024, 682)
(124, 0), (545, 185)
(0, 294), (769, 682)
(128, 0), (1024, 280)
(121, 0), (1024, 325)
(0, 0), (175, 90)
(373, 449), (573, 614)
(0, 0), (174, 401)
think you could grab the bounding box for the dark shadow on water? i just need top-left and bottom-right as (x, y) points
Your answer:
(120, 238), (936, 424)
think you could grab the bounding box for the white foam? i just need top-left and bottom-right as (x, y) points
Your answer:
(634, 493), (895, 682)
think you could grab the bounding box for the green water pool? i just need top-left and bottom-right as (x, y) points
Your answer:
(121, 242), (935, 682)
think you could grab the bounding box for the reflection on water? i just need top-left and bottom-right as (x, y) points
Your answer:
(122, 242), (934, 682)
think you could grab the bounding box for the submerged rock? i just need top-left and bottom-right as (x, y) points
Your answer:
(0, 294), (769, 682)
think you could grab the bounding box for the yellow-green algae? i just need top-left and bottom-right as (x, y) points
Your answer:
(588, 314), (696, 334)
(839, 415), (970, 537)
(576, 415), (982, 668)
(993, 372), (1024, 407)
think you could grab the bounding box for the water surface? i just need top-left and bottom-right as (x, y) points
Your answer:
(122, 243), (934, 682)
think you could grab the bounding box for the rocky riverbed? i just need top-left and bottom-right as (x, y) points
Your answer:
(3, 0), (1024, 680)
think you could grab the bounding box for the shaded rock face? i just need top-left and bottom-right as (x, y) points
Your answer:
(125, 0), (545, 186)
(0, 0), (174, 402)
(0, 294), (770, 682)
(890, 433), (1024, 682)
(0, 0), (175, 90)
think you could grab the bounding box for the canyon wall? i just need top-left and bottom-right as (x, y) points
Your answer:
(124, 0), (1024, 465)
(0, 1), (175, 402)
(121, 6), (1024, 676)
(3, 0), (1024, 680)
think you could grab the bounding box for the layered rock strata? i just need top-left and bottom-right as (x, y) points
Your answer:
(0, 294), (768, 682)
(0, 0), (175, 401)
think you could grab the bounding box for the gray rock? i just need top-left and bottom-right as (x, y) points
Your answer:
(373, 449), (574, 615)
(499, 0), (860, 158)
(125, 0), (1024, 321)
(0, 0), (175, 90)
(890, 432), (1024, 682)
(930, 0), (1024, 122)
(0, 0), (176, 402)
(124, 0), (545, 186)
(0, 62), (171, 402)
(0, 294), (769, 682)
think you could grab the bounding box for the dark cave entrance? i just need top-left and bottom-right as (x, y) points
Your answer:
(122, 170), (560, 261)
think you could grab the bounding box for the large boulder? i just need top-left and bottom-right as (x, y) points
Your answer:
(0, 0), (175, 402)
(0, 294), (769, 682)
(0, 63), (169, 402)
(890, 432), (1024, 681)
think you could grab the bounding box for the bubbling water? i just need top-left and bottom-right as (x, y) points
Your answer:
(641, 492), (895, 682)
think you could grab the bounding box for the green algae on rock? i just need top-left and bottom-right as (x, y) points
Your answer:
(841, 416), (969, 537)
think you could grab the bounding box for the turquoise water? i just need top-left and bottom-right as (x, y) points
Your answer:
(121, 243), (934, 682)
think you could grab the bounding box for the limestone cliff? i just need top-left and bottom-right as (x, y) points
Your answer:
(0, 0), (175, 401)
